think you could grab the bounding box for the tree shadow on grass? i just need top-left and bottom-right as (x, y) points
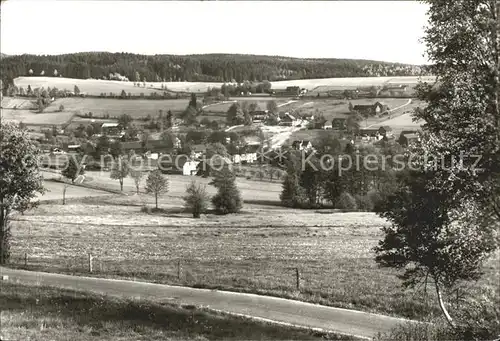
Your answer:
(0, 283), (353, 340)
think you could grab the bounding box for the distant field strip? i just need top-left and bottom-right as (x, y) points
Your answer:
(2, 109), (75, 125)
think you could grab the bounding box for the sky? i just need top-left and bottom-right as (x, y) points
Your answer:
(0, 1), (430, 65)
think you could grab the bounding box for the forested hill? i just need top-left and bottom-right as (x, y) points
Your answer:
(1, 52), (427, 85)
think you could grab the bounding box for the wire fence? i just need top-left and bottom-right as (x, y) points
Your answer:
(8, 252), (310, 292)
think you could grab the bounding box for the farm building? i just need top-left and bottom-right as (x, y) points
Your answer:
(399, 132), (419, 147)
(158, 155), (199, 175)
(380, 84), (409, 97)
(272, 86), (301, 97)
(250, 110), (268, 123)
(231, 144), (260, 164)
(352, 102), (389, 116)
(377, 126), (393, 137)
(323, 121), (333, 130)
(359, 128), (380, 137)
(101, 122), (124, 137)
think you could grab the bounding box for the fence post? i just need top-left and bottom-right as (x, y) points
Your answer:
(88, 253), (93, 273)
(295, 267), (300, 290)
(177, 259), (181, 280)
(24, 252), (28, 267)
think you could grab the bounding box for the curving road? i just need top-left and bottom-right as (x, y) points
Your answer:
(1, 267), (413, 340)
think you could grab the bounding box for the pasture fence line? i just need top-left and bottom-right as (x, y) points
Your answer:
(9, 251), (307, 294)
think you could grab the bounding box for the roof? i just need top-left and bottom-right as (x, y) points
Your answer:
(244, 144), (261, 153)
(402, 133), (419, 139)
(101, 122), (119, 128)
(250, 110), (267, 116)
(359, 128), (379, 134)
(379, 126), (392, 131)
(353, 104), (373, 110)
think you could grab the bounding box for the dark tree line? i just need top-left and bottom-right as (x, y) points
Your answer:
(1, 52), (428, 93)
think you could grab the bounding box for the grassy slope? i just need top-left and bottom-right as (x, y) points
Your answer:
(0, 282), (354, 341)
(10, 195), (499, 321)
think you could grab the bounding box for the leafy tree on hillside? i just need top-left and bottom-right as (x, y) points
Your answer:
(226, 103), (245, 126)
(375, 170), (496, 328)
(183, 181), (210, 218)
(120, 89), (127, 99)
(110, 156), (129, 192)
(182, 106), (198, 126)
(145, 169), (169, 209)
(109, 140), (124, 159)
(74, 85), (80, 95)
(118, 114), (133, 130)
(266, 100), (278, 114)
(53, 69), (58, 77)
(376, 1), (500, 336)
(166, 110), (174, 128)
(280, 154), (306, 208)
(62, 156), (85, 184)
(189, 93), (197, 108)
(0, 122), (45, 264)
(210, 166), (242, 214)
(28, 69), (33, 75)
(129, 157), (144, 195)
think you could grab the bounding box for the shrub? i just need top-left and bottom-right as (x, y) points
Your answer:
(183, 181), (210, 218)
(354, 194), (374, 211)
(374, 321), (454, 341)
(336, 192), (358, 211)
(141, 205), (152, 214)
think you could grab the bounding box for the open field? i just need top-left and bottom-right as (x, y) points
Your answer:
(293, 98), (421, 121)
(36, 179), (112, 201)
(370, 112), (423, 135)
(204, 98), (287, 113)
(9, 197), (499, 322)
(1, 97), (36, 110)
(0, 282), (343, 341)
(14, 77), (164, 96)
(43, 170), (283, 204)
(272, 76), (436, 91)
(52, 97), (191, 118)
(1, 109), (75, 126)
(14, 76), (437, 96)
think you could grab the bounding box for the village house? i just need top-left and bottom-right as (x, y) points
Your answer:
(323, 121), (333, 130)
(352, 102), (389, 117)
(278, 112), (300, 127)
